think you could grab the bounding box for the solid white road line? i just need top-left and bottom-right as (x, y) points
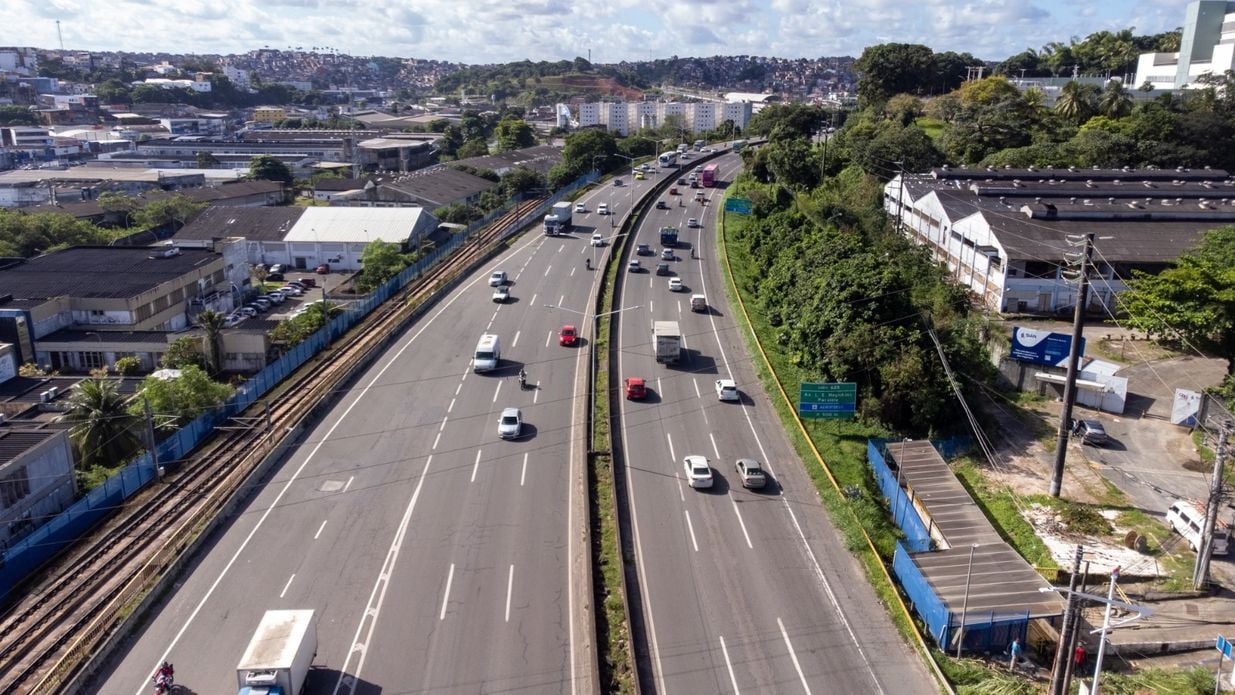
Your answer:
(331, 454), (435, 694)
(471, 449), (482, 483)
(730, 497), (753, 550)
(314, 520), (328, 540)
(684, 509), (699, 552)
(439, 563), (455, 620)
(280, 574), (294, 599)
(779, 617), (813, 695)
(521, 453), (528, 486)
(505, 564), (515, 622)
(719, 634), (741, 695)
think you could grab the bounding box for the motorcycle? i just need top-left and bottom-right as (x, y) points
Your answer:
(690, 248), (697, 259)
(585, 257), (592, 270)
(152, 663), (174, 693)
(518, 369), (528, 390)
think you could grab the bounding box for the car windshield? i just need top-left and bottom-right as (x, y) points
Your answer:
(501, 415), (518, 425)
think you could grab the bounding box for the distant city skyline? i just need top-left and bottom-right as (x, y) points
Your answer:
(4, 0), (1181, 66)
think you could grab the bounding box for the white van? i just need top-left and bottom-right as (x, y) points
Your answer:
(473, 333), (501, 372)
(1167, 500), (1229, 555)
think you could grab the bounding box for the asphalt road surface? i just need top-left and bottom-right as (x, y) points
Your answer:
(93, 172), (664, 695)
(616, 154), (936, 694)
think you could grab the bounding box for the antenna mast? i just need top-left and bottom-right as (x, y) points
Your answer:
(56, 20), (64, 50)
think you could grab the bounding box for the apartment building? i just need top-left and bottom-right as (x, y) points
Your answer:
(569, 100), (753, 136)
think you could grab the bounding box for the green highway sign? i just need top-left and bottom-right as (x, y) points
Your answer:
(724, 197), (753, 215)
(799, 382), (857, 419)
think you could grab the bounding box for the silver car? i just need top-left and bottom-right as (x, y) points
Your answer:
(735, 458), (767, 489)
(498, 407), (523, 439)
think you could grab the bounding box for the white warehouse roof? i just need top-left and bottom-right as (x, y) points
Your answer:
(284, 206), (437, 244)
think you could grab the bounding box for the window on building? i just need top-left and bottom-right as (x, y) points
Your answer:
(0, 467), (31, 507)
(80, 350), (105, 370)
(1022, 261), (1056, 278)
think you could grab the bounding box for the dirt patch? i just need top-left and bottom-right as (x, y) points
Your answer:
(1024, 506), (1163, 577)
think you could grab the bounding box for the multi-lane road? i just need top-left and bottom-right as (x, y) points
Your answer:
(94, 171), (660, 694)
(94, 152), (933, 694)
(616, 154), (934, 693)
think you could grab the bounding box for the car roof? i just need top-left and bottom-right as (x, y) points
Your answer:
(737, 458), (761, 469)
(501, 407), (520, 417)
(626, 377), (644, 385)
(717, 378), (736, 387)
(562, 324), (576, 331)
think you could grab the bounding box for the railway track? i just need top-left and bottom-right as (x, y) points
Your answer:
(0, 198), (543, 694)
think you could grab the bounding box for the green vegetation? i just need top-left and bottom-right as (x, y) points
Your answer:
(63, 379), (145, 470)
(248, 155), (294, 185)
(355, 240), (407, 293)
(1100, 666), (1214, 694)
(952, 460), (1057, 569)
(135, 365), (233, 429)
(0, 208), (113, 257)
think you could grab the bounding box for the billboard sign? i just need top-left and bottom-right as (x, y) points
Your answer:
(1010, 327), (1084, 367)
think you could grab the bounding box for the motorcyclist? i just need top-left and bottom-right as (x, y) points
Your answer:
(153, 662), (174, 692)
(585, 257), (592, 270)
(518, 368), (527, 388)
(691, 248), (697, 259)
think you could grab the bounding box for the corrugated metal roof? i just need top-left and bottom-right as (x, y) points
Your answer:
(285, 207), (434, 244)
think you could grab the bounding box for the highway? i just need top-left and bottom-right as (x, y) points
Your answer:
(616, 153), (935, 693)
(93, 171), (660, 694)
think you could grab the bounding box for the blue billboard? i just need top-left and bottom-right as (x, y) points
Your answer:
(1010, 327), (1084, 366)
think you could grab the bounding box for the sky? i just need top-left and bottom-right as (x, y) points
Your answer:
(3, 0), (1184, 65)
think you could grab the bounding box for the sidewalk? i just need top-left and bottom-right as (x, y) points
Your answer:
(1089, 586), (1235, 667)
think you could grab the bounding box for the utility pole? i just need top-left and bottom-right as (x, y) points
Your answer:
(894, 161), (906, 236)
(1049, 233), (1095, 498)
(144, 396), (161, 479)
(1195, 421), (1232, 589)
(1049, 545), (1084, 695)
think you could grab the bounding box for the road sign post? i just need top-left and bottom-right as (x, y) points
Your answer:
(799, 382), (856, 419)
(1217, 635), (1233, 694)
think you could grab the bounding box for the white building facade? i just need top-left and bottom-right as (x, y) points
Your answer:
(1134, 0), (1235, 90)
(559, 101), (753, 136)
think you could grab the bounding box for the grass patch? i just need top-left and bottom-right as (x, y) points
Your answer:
(915, 117), (946, 141)
(953, 459), (1058, 569)
(1100, 665), (1213, 694)
(75, 464), (118, 493)
(931, 651), (1038, 694)
(1028, 496), (1113, 537)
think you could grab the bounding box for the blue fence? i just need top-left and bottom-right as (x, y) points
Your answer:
(0, 172), (600, 603)
(867, 440), (932, 552)
(893, 541), (951, 645)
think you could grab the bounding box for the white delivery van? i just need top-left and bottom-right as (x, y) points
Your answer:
(1167, 500), (1230, 555)
(473, 334), (501, 372)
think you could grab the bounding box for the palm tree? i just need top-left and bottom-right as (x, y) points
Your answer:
(1098, 81), (1133, 118)
(195, 310), (227, 374)
(1054, 81), (1096, 124)
(63, 379), (144, 469)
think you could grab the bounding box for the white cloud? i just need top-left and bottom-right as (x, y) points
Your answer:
(1, 0), (1183, 64)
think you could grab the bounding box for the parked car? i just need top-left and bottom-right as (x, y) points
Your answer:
(266, 272), (285, 281)
(315, 263), (331, 274)
(683, 455), (713, 489)
(735, 458), (767, 489)
(624, 377), (647, 400)
(269, 263), (286, 274)
(1072, 419), (1109, 446)
(715, 379), (739, 401)
(223, 313), (247, 328)
(296, 277), (318, 288)
(559, 325), (578, 346)
(237, 306), (258, 318)
(498, 407), (523, 439)
(252, 298), (272, 311)
(264, 292), (286, 305)
(285, 281), (307, 291)
(489, 270), (507, 286)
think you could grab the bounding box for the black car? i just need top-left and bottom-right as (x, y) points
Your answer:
(677, 177), (687, 185)
(656, 263), (670, 276)
(656, 200), (669, 209)
(267, 272), (284, 281)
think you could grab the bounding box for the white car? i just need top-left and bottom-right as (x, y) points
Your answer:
(687, 218), (699, 228)
(492, 286), (510, 302)
(668, 277), (684, 292)
(683, 455), (713, 489)
(591, 232), (605, 247)
(597, 203), (609, 215)
(223, 313), (247, 328)
(574, 202), (587, 213)
(498, 407), (523, 439)
(715, 379), (739, 401)
(489, 270), (507, 286)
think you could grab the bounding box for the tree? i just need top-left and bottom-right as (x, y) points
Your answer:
(1097, 80), (1134, 118)
(1054, 81), (1098, 124)
(763, 138), (820, 191)
(1123, 227), (1235, 374)
(500, 166), (546, 198)
(133, 194), (207, 231)
(356, 240), (407, 293)
(854, 43), (937, 107)
(494, 118), (536, 152)
(884, 94), (924, 126)
(549, 129), (617, 188)
(135, 365), (233, 429)
(161, 335), (206, 369)
(194, 310), (227, 374)
(0, 105), (38, 126)
(0, 209), (109, 257)
(746, 104), (827, 140)
(196, 151), (221, 169)
(97, 191), (139, 227)
(248, 155), (293, 185)
(64, 379), (145, 469)
(456, 138), (490, 158)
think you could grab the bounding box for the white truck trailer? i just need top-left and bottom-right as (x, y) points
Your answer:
(654, 320), (682, 364)
(543, 201), (573, 235)
(236, 609), (317, 695)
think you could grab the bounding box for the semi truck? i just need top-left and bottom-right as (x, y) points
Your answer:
(654, 321), (682, 364)
(659, 226), (678, 248)
(236, 609), (317, 695)
(543, 201), (573, 235)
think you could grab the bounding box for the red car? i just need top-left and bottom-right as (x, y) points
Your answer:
(669, 187), (678, 195)
(559, 325), (578, 346)
(624, 377), (647, 400)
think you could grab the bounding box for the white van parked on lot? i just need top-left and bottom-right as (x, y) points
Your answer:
(473, 333), (501, 372)
(1167, 500), (1229, 555)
